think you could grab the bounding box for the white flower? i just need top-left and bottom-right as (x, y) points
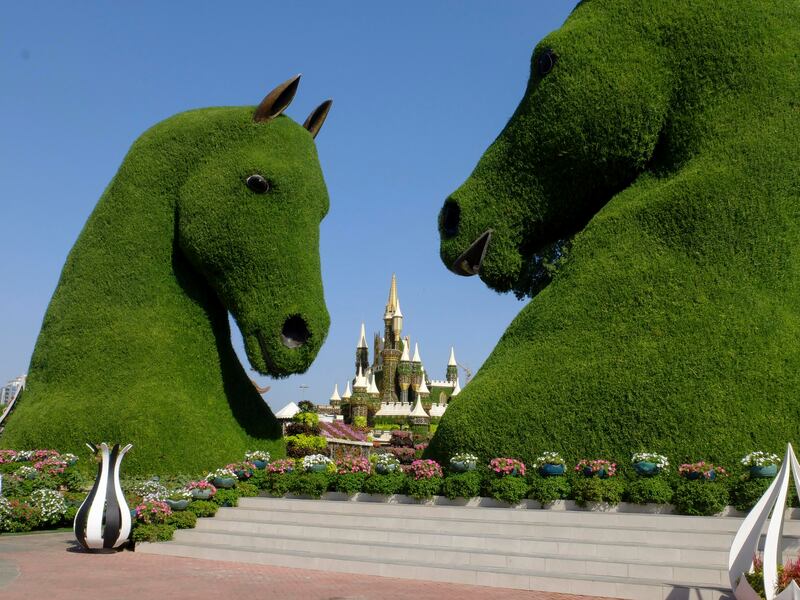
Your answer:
(532, 451), (565, 468)
(16, 465), (37, 478)
(205, 468), (237, 481)
(450, 453), (478, 464)
(632, 453), (669, 469)
(741, 451), (780, 467)
(302, 454), (332, 470)
(244, 450), (271, 462)
(129, 479), (168, 501)
(375, 453), (399, 466)
(30, 489), (67, 523)
(0, 498), (12, 528)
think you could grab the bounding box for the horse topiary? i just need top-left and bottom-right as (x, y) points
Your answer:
(430, 1), (800, 468)
(1, 76), (333, 474)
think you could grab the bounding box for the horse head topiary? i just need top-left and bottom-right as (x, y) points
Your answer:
(2, 76), (333, 474)
(432, 1), (800, 466)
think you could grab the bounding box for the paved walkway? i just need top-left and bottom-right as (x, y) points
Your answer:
(0, 532), (616, 600)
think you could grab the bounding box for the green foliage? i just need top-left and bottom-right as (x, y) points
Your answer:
(430, 0), (800, 468)
(335, 473), (367, 495)
(236, 482), (259, 497)
(362, 473), (407, 496)
(132, 523), (175, 543)
(489, 476), (530, 505)
(441, 471), (482, 500)
(353, 416), (367, 430)
(186, 500), (218, 518)
(625, 477), (674, 505)
(265, 472), (297, 497)
(289, 473), (330, 499)
(730, 477), (773, 512)
(527, 475), (571, 506)
(1, 97), (331, 475)
(406, 476), (442, 501)
(572, 477), (625, 506)
(285, 434), (327, 458)
(57, 468), (86, 492)
(165, 510), (197, 530)
(211, 488), (239, 507)
(293, 411), (319, 427)
(673, 481), (730, 516)
(248, 469), (269, 490)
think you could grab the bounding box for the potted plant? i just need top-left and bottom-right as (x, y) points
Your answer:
(741, 451), (780, 478)
(302, 454), (332, 473)
(576, 459), (616, 479)
(186, 480), (217, 500)
(267, 458), (296, 474)
(449, 452), (478, 473)
(489, 458), (526, 477)
(532, 451), (566, 476)
(678, 461), (727, 481)
(17, 465), (37, 480)
(227, 461), (255, 481)
(165, 489), (192, 511)
(373, 453), (400, 475)
(62, 453), (78, 466)
(244, 450), (271, 470)
(206, 467), (237, 489)
(632, 452), (669, 477)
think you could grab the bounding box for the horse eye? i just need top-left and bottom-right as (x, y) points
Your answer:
(246, 174), (270, 193)
(537, 49), (557, 76)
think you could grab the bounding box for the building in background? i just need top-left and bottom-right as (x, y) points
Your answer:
(0, 375), (26, 407)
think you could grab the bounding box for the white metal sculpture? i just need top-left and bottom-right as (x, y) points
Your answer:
(730, 443), (800, 599)
(74, 442), (133, 551)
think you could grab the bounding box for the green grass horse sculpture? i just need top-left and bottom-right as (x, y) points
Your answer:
(2, 76), (332, 474)
(431, 0), (800, 467)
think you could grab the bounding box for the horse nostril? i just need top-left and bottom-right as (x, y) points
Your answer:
(441, 198), (461, 238)
(281, 315), (310, 349)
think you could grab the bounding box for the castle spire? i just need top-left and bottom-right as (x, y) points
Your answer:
(342, 380), (352, 400)
(412, 342), (421, 363)
(446, 346), (458, 383)
(358, 322), (367, 348)
(418, 370), (430, 396)
(367, 372), (380, 396)
(330, 383), (341, 402)
(400, 337), (411, 362)
(384, 273), (398, 319)
(452, 377), (461, 396)
(448, 346), (457, 366)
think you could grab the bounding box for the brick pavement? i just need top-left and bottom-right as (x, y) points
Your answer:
(0, 532), (619, 600)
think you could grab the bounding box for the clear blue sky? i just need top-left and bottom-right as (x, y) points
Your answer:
(0, 2), (576, 411)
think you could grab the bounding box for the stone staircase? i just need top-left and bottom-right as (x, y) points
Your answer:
(136, 496), (800, 599)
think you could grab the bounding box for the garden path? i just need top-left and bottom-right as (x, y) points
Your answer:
(0, 531), (617, 600)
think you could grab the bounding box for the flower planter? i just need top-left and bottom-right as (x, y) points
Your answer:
(190, 488), (213, 500)
(583, 467), (609, 479)
(213, 476), (236, 489)
(685, 470), (715, 481)
(450, 460), (476, 473)
(375, 463), (397, 475)
(234, 469), (253, 481)
(539, 463), (565, 477)
(749, 464), (778, 478)
(166, 499), (189, 511)
(307, 463), (328, 474)
(633, 461), (660, 477)
(252, 460), (267, 470)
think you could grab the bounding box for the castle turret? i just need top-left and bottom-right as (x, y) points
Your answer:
(447, 346), (459, 383)
(408, 394), (430, 435)
(342, 380), (352, 401)
(355, 322), (369, 375)
(398, 335), (412, 403)
(381, 274), (402, 403)
(350, 366), (369, 421)
(330, 383), (341, 408)
(411, 342), (423, 393)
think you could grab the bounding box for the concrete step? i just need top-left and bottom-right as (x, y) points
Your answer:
(137, 538), (732, 600)
(171, 527), (729, 586)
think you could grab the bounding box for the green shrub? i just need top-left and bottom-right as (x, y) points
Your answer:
(489, 477), (530, 505)
(265, 472), (297, 497)
(673, 481), (729, 516)
(211, 489), (239, 507)
(289, 473), (330, 499)
(362, 473), (407, 496)
(249, 470), (269, 490)
(285, 434), (327, 458)
(62, 504), (78, 525)
(165, 510), (197, 530)
(406, 476), (442, 501)
(335, 473), (367, 495)
(441, 471), (482, 500)
(527, 475), (571, 506)
(730, 477), (772, 512)
(293, 411), (320, 428)
(186, 500), (218, 518)
(625, 477), (674, 505)
(132, 523), (176, 543)
(0, 499), (42, 533)
(236, 482), (259, 497)
(572, 477), (625, 506)
(57, 468), (85, 492)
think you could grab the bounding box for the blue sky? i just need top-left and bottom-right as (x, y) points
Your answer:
(0, 2), (575, 411)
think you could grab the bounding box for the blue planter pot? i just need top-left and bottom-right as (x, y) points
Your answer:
(750, 465), (778, 478)
(583, 466), (608, 478)
(307, 463), (328, 473)
(252, 460), (267, 470)
(539, 463), (565, 477)
(190, 488), (213, 500)
(376, 463), (397, 475)
(633, 461), (660, 477)
(235, 469), (253, 481)
(166, 499), (189, 511)
(450, 460), (476, 473)
(685, 470), (715, 481)
(213, 476), (236, 489)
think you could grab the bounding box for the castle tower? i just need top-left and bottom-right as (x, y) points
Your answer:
(355, 322), (369, 375)
(417, 367), (430, 401)
(350, 365), (369, 420)
(397, 336), (412, 403)
(381, 274), (402, 403)
(329, 383), (341, 409)
(408, 394), (430, 435)
(447, 346), (459, 383)
(367, 371), (381, 413)
(411, 342), (423, 393)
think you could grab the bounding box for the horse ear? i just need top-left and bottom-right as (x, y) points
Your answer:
(254, 74), (301, 123)
(303, 99), (332, 138)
